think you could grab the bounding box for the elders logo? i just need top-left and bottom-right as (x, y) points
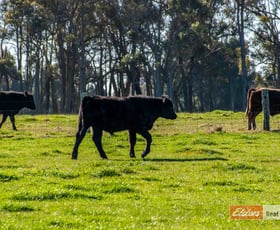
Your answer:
(230, 205), (280, 220)
(230, 205), (263, 220)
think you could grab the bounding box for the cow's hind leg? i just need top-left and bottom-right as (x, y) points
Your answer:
(9, 114), (17, 130)
(248, 118), (252, 130)
(0, 114), (8, 129)
(252, 117), (257, 130)
(248, 112), (257, 130)
(128, 130), (136, 158)
(92, 128), (108, 159)
(72, 126), (88, 159)
(139, 131), (152, 158)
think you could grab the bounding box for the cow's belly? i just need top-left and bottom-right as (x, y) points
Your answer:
(101, 120), (129, 134)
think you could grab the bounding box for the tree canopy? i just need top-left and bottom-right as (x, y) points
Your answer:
(0, 0), (278, 113)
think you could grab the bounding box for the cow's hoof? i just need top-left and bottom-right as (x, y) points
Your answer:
(71, 156), (77, 160)
(141, 153), (147, 158)
(129, 150), (136, 158)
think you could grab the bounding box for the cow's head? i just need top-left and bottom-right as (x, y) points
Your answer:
(24, 92), (36, 110)
(161, 96), (177, 120)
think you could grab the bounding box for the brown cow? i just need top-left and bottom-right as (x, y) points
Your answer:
(245, 88), (280, 130)
(72, 95), (177, 159)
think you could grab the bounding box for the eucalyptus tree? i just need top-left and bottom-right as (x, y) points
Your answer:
(246, 0), (280, 88)
(1, 0), (30, 91)
(0, 48), (19, 90)
(2, 0), (51, 112)
(164, 0), (233, 111)
(236, 0), (248, 110)
(92, 0), (162, 96)
(0, 5), (18, 90)
(0, 0), (250, 113)
(43, 0), (97, 112)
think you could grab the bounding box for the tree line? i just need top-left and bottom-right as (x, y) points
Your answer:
(0, 0), (279, 113)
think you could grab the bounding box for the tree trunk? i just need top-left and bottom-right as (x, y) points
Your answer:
(45, 73), (51, 113)
(51, 76), (58, 113)
(16, 26), (23, 91)
(65, 49), (75, 113)
(57, 30), (67, 113)
(34, 51), (40, 113)
(237, 0), (248, 110)
(276, 41), (280, 88)
(154, 54), (162, 97)
(166, 43), (175, 104)
(79, 0), (86, 101)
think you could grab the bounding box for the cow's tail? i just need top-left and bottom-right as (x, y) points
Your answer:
(245, 88), (256, 117)
(78, 96), (92, 131)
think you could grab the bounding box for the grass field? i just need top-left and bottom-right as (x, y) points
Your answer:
(0, 111), (280, 229)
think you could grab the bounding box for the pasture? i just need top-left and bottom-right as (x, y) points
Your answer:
(0, 112), (280, 229)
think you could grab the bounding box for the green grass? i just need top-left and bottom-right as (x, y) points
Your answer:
(0, 112), (280, 229)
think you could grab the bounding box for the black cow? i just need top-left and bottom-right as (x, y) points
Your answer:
(245, 88), (280, 130)
(0, 91), (36, 130)
(72, 95), (177, 159)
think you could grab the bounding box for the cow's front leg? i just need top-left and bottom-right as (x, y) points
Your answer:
(72, 126), (88, 160)
(252, 117), (257, 130)
(9, 114), (17, 130)
(92, 128), (108, 159)
(140, 130), (152, 158)
(128, 130), (136, 158)
(0, 114), (8, 129)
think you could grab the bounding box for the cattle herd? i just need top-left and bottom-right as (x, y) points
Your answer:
(0, 88), (279, 159)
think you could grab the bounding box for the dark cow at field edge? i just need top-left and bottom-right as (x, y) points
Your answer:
(72, 95), (177, 159)
(0, 91), (36, 130)
(245, 88), (280, 130)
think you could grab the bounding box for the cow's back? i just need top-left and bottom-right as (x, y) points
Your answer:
(0, 92), (21, 111)
(0, 91), (35, 113)
(126, 96), (163, 119)
(80, 96), (164, 133)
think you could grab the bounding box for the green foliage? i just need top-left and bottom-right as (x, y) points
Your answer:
(0, 0), (246, 112)
(0, 113), (280, 229)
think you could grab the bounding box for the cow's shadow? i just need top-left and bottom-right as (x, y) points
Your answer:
(271, 129), (280, 133)
(143, 157), (228, 162)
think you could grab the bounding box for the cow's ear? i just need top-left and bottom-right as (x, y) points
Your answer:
(24, 91), (28, 96)
(162, 95), (167, 103)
